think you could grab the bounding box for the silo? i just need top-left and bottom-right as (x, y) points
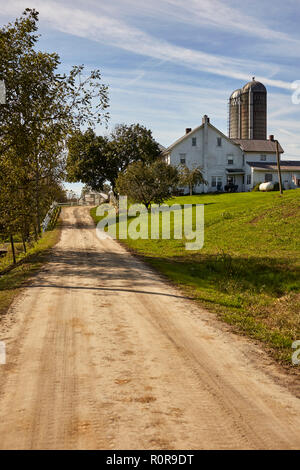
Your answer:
(228, 89), (241, 139)
(240, 78), (267, 140)
(229, 78), (267, 140)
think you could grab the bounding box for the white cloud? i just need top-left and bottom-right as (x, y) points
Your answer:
(2, 0), (299, 158)
(0, 0), (293, 89)
(82, 0), (300, 54)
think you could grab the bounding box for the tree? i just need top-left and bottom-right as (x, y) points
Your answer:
(179, 165), (207, 195)
(108, 123), (161, 189)
(66, 129), (112, 191)
(0, 9), (109, 241)
(115, 160), (179, 209)
(66, 123), (161, 192)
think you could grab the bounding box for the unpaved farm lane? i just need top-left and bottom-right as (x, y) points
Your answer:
(0, 206), (299, 449)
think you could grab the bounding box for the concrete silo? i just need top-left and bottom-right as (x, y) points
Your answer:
(228, 88), (241, 139)
(229, 78), (267, 140)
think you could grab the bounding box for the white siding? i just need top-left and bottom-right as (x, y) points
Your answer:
(167, 120), (297, 193)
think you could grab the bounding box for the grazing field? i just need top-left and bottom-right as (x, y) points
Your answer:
(91, 189), (300, 364)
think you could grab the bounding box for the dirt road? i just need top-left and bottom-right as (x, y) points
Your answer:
(0, 206), (299, 449)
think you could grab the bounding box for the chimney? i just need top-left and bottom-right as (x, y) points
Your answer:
(269, 135), (274, 141)
(186, 128), (192, 134)
(202, 115), (210, 124)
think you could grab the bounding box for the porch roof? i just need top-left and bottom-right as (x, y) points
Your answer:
(247, 161), (300, 171)
(226, 169), (245, 174)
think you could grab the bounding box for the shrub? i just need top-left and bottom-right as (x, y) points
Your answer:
(252, 182), (262, 192)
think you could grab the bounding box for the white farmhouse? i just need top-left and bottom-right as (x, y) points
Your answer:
(162, 115), (300, 193)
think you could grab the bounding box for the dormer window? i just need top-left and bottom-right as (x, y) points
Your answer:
(217, 137), (222, 147)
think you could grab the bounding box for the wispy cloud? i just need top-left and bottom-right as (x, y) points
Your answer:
(1, 0), (299, 158)
(156, 0), (298, 42)
(1, 0), (293, 89)
(83, 0), (300, 55)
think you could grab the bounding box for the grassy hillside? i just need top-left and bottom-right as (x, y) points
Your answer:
(91, 190), (300, 365)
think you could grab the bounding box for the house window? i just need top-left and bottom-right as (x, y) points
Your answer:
(265, 173), (273, 182)
(192, 137), (197, 147)
(228, 158), (234, 165)
(247, 174), (251, 185)
(217, 137), (222, 147)
(227, 175), (235, 184)
(179, 153), (186, 164)
(260, 155), (267, 161)
(212, 176), (222, 189)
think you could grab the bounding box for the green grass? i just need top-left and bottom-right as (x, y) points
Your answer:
(0, 223), (61, 320)
(0, 207), (61, 273)
(91, 190), (300, 365)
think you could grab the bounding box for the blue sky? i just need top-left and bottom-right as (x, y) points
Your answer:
(1, 0), (300, 194)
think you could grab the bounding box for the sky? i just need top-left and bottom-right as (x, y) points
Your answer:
(1, 0), (300, 194)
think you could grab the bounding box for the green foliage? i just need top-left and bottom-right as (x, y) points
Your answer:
(0, 224), (60, 317)
(110, 123), (161, 172)
(66, 129), (112, 191)
(66, 123), (161, 191)
(115, 160), (179, 208)
(179, 165), (207, 195)
(0, 9), (109, 246)
(252, 182), (262, 191)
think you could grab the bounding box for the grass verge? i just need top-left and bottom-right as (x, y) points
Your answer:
(0, 224), (61, 320)
(91, 190), (300, 366)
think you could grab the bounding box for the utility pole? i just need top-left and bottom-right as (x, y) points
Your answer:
(275, 139), (283, 195)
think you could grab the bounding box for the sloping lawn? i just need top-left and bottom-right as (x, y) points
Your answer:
(91, 190), (300, 365)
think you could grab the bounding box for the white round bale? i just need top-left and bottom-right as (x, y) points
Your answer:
(259, 182), (274, 191)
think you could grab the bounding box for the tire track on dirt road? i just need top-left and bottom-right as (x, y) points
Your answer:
(0, 206), (299, 449)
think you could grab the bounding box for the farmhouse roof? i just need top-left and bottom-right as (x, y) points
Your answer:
(162, 121), (238, 154)
(247, 161), (300, 171)
(233, 139), (284, 153)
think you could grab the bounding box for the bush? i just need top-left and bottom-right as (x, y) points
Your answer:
(115, 160), (179, 209)
(252, 182), (262, 192)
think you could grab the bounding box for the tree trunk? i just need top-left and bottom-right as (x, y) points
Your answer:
(35, 154), (41, 236)
(189, 184), (192, 196)
(33, 223), (38, 242)
(10, 234), (16, 264)
(21, 233), (27, 253)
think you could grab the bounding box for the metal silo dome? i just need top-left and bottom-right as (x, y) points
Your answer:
(242, 78), (266, 93)
(230, 88), (241, 99)
(228, 89), (241, 138)
(228, 78), (267, 140)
